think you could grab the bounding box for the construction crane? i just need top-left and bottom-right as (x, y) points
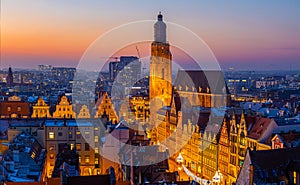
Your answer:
(136, 46), (147, 75)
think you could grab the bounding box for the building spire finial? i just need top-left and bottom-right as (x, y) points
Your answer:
(157, 11), (163, 21)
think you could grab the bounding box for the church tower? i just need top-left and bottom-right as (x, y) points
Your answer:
(7, 67), (14, 86)
(150, 12), (172, 115)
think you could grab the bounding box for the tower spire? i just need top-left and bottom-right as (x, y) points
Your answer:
(158, 11), (163, 21)
(154, 12), (166, 43)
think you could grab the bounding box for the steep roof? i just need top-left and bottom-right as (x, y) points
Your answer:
(174, 70), (229, 94)
(250, 146), (300, 170)
(247, 117), (276, 141)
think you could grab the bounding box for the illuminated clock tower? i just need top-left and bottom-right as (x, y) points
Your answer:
(150, 12), (172, 110)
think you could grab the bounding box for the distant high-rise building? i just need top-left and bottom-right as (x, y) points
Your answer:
(109, 56), (140, 82)
(38, 64), (52, 72)
(6, 66), (14, 86)
(109, 56), (141, 98)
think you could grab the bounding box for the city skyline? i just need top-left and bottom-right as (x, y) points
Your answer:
(1, 8), (300, 184)
(1, 0), (300, 71)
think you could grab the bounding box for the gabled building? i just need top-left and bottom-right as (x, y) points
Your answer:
(270, 132), (300, 149)
(32, 97), (51, 118)
(237, 147), (300, 185)
(0, 95), (30, 118)
(228, 113), (244, 184)
(77, 105), (91, 119)
(247, 117), (278, 150)
(228, 112), (279, 184)
(52, 96), (76, 118)
(95, 92), (118, 123)
(218, 119), (230, 184)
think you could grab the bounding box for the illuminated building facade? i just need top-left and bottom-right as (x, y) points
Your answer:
(77, 105), (91, 119)
(149, 12), (172, 129)
(129, 95), (150, 121)
(31, 97), (51, 118)
(227, 113), (277, 184)
(95, 92), (119, 123)
(44, 120), (101, 177)
(218, 119), (230, 184)
(228, 113), (247, 184)
(52, 95), (76, 118)
(0, 95), (30, 118)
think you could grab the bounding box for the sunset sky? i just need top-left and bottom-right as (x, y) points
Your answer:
(1, 0), (300, 70)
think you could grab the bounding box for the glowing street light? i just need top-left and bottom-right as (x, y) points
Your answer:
(176, 153), (184, 163)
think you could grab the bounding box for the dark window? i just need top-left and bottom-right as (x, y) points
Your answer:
(85, 143), (90, 151)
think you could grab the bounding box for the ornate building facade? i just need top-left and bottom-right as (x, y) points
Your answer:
(218, 119), (230, 184)
(0, 95), (30, 118)
(228, 113), (247, 184)
(95, 92), (119, 123)
(77, 105), (91, 119)
(32, 97), (51, 118)
(52, 95), (76, 118)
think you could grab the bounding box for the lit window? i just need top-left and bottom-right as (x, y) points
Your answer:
(85, 131), (90, 139)
(49, 132), (55, 139)
(78, 156), (81, 163)
(7, 107), (11, 111)
(94, 127), (98, 131)
(84, 155), (90, 163)
(17, 107), (21, 111)
(70, 143), (74, 150)
(50, 154), (54, 159)
(31, 152), (36, 159)
(76, 143), (81, 151)
(95, 147), (99, 154)
(94, 136), (98, 143)
(95, 157), (99, 165)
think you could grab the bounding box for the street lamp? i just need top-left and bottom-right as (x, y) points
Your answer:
(176, 153), (184, 181)
(176, 153), (184, 163)
(212, 170), (223, 185)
